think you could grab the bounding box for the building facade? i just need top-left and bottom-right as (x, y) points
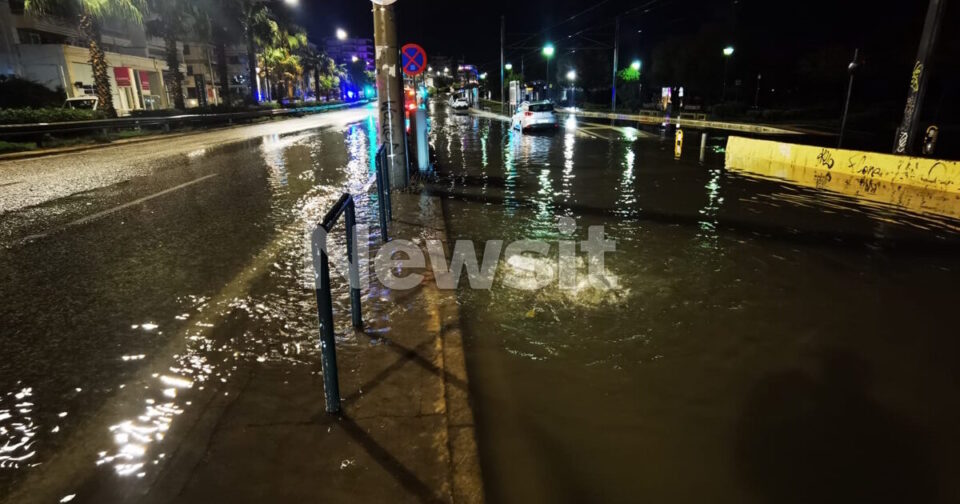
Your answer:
(323, 37), (374, 71)
(0, 0), (229, 114)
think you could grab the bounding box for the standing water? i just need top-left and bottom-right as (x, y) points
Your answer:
(428, 106), (960, 503)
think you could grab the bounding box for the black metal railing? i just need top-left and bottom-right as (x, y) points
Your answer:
(375, 144), (392, 240)
(311, 144), (394, 414)
(311, 193), (362, 414)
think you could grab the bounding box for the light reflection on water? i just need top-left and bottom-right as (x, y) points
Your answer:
(429, 107), (960, 502)
(0, 118), (381, 492)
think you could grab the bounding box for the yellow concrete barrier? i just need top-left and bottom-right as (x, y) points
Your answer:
(725, 136), (960, 221)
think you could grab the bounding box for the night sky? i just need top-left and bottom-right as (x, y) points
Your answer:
(291, 0), (958, 116)
(293, 0), (940, 63)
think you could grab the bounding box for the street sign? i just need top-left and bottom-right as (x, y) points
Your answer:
(401, 43), (427, 76)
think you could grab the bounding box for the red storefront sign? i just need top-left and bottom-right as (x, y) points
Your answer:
(113, 67), (131, 87)
(139, 71), (151, 91)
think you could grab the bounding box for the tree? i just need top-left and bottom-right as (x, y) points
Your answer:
(244, 3), (278, 102)
(25, 0), (147, 116)
(146, 0), (205, 110)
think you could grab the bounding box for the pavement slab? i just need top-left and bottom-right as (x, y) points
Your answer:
(141, 191), (484, 504)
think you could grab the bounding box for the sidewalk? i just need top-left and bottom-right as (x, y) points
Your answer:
(144, 192), (484, 504)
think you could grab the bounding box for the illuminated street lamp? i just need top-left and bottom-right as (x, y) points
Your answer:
(443, 67), (449, 74)
(480, 72), (488, 80)
(336, 28), (348, 41)
(631, 60), (643, 109)
(721, 45), (735, 101)
(505, 63), (513, 71)
(351, 55), (359, 63)
(566, 70), (576, 81)
(283, 0), (298, 5)
(543, 43), (555, 96)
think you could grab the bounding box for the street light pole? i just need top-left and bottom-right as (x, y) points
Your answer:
(371, 0), (406, 187)
(721, 45), (734, 102)
(500, 15), (505, 114)
(542, 44), (554, 100)
(611, 16), (620, 113)
(754, 73), (761, 108)
(839, 48), (859, 149)
(631, 60), (642, 112)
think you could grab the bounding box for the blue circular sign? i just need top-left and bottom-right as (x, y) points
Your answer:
(401, 43), (427, 76)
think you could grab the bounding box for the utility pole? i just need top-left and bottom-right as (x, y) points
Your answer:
(893, 0), (946, 155)
(611, 16), (620, 113)
(753, 73), (761, 109)
(372, 0), (406, 187)
(839, 48), (859, 149)
(500, 15), (505, 114)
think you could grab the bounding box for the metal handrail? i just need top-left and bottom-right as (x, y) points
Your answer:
(311, 193), (362, 414)
(375, 144), (392, 240)
(312, 146), (394, 414)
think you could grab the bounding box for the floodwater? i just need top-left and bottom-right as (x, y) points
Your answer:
(0, 110), (381, 500)
(428, 106), (960, 503)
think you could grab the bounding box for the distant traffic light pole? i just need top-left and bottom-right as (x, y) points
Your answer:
(893, 0), (946, 155)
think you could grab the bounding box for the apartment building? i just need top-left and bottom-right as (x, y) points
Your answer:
(0, 0), (231, 114)
(323, 37), (374, 71)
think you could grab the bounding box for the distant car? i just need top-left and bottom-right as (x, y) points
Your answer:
(63, 96), (99, 110)
(511, 101), (558, 132)
(449, 97), (469, 112)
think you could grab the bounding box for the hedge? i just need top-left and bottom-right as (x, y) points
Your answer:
(0, 108), (106, 124)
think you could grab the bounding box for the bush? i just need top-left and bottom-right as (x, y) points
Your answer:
(0, 107), (106, 124)
(0, 76), (66, 108)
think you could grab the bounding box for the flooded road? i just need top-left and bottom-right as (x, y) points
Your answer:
(429, 106), (960, 503)
(0, 106), (381, 501)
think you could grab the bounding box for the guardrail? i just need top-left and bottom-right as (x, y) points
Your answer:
(561, 108), (802, 135)
(311, 144), (394, 414)
(0, 100), (372, 140)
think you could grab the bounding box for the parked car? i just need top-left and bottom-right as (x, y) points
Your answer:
(511, 101), (558, 132)
(63, 96), (99, 110)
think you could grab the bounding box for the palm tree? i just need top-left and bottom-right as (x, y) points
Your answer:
(25, 0), (147, 116)
(245, 3), (278, 103)
(146, 0), (210, 110)
(194, 0), (243, 107)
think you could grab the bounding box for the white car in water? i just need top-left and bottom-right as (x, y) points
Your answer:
(511, 101), (558, 132)
(448, 96), (469, 112)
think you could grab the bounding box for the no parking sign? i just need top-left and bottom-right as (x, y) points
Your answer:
(401, 43), (427, 76)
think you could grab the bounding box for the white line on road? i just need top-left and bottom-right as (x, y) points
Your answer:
(17, 173), (219, 245)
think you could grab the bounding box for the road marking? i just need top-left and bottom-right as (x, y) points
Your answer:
(17, 173), (218, 244)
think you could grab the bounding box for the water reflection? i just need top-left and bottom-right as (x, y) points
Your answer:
(0, 115), (381, 493)
(428, 105), (960, 502)
(696, 166), (723, 249)
(0, 385), (40, 469)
